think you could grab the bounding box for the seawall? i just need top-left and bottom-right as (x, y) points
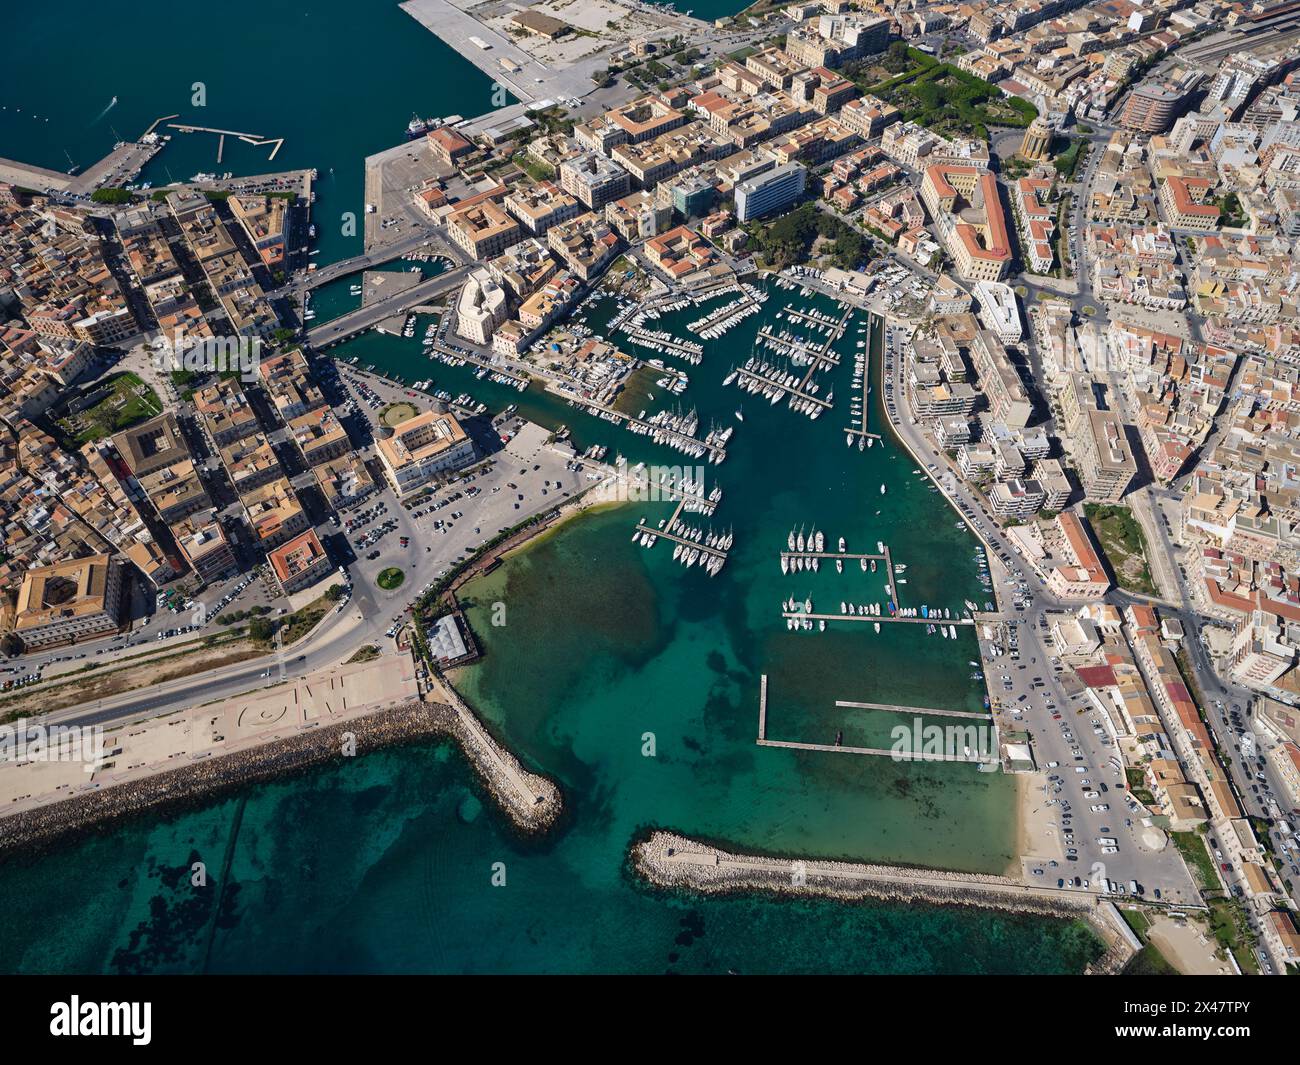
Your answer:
(631, 830), (1137, 973)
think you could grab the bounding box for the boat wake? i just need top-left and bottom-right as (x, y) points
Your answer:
(90, 96), (118, 125)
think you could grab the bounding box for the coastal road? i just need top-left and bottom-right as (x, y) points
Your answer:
(40, 414), (590, 733)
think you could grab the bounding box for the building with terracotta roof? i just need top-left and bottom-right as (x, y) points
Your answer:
(644, 225), (718, 279)
(268, 529), (332, 595)
(11, 554), (124, 649)
(376, 411), (475, 497)
(921, 165), (1012, 281)
(1158, 175), (1222, 230)
(1009, 512), (1112, 600)
(427, 127), (474, 167)
(447, 190), (521, 261)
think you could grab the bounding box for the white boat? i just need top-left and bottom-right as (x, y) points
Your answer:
(781, 556), (789, 574)
(838, 537), (846, 552)
(873, 622), (881, 633)
(880, 484), (886, 495)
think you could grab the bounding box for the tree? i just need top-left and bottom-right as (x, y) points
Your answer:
(248, 618), (276, 643)
(325, 583), (345, 602)
(91, 187), (133, 205)
(0, 632), (24, 657)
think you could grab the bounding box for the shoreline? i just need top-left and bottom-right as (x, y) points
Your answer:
(631, 829), (1137, 974)
(0, 700), (443, 858)
(0, 691), (562, 859)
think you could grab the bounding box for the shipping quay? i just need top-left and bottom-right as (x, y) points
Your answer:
(0, 113), (170, 196)
(632, 830), (1160, 974)
(397, 0), (713, 108)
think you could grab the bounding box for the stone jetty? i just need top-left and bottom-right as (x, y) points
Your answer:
(631, 830), (1137, 973)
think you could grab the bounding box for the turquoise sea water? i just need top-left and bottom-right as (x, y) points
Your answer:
(0, 744), (1101, 974)
(0, 3), (1103, 973)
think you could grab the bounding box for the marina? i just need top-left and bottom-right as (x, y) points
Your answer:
(632, 493), (732, 576)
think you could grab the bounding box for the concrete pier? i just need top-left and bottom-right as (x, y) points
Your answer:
(834, 700), (990, 720)
(736, 365), (833, 410)
(782, 611), (974, 626)
(634, 519), (727, 561)
(757, 737), (988, 761)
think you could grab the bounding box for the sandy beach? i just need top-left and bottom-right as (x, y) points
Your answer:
(1013, 771), (1064, 876)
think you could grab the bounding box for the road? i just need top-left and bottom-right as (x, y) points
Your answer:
(870, 318), (1200, 903)
(268, 227), (456, 298)
(306, 265), (471, 347)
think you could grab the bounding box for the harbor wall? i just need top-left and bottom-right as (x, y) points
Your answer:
(0, 696), (561, 857)
(631, 830), (1136, 972)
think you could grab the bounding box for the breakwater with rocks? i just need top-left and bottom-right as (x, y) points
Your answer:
(428, 675), (562, 833)
(632, 830), (1136, 972)
(0, 695), (562, 856)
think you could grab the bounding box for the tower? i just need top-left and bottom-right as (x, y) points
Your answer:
(1019, 118), (1052, 163)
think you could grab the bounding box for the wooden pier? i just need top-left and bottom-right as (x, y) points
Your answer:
(778, 539), (898, 605)
(834, 700), (990, 721)
(687, 293), (758, 336)
(781, 305), (848, 335)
